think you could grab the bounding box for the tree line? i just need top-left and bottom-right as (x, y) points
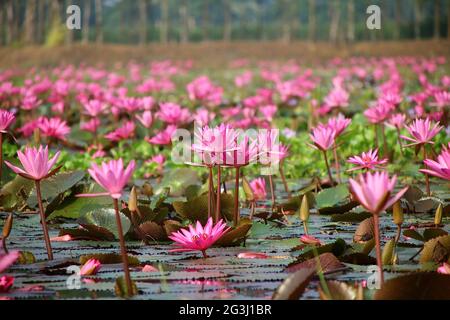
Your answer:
(1, 0), (450, 46)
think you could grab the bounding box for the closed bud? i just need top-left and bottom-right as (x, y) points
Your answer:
(128, 187), (138, 212)
(142, 183), (153, 197)
(392, 201), (403, 226)
(299, 195), (310, 222)
(2, 213), (13, 238)
(435, 204), (443, 226)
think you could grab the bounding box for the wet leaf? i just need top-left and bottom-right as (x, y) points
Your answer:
(215, 218), (251, 247)
(0, 176), (34, 211)
(163, 220), (182, 237)
(403, 228), (425, 242)
(353, 217), (374, 242)
(340, 253), (377, 265)
(27, 171), (85, 207)
(374, 272), (450, 300)
(272, 267), (315, 300)
(420, 235), (450, 264)
(59, 226), (115, 241)
(330, 211), (372, 222)
(154, 168), (200, 197)
(319, 280), (360, 300)
(17, 251), (36, 264)
(138, 221), (166, 241)
(79, 253), (140, 266)
(315, 185), (349, 209)
(423, 228), (448, 241)
(78, 208), (131, 239)
(287, 251), (346, 273)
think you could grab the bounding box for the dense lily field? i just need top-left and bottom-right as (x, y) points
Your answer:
(0, 56), (449, 300)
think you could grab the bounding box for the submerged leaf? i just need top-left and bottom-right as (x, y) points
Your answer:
(272, 267), (315, 300)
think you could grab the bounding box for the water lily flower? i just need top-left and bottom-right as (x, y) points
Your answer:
(136, 111), (153, 129)
(401, 118), (443, 147)
(187, 76), (223, 107)
(0, 251), (19, 273)
(80, 118), (100, 134)
(364, 102), (392, 124)
(146, 125), (177, 145)
(38, 117), (71, 141)
(309, 126), (336, 184)
(83, 99), (107, 117)
(326, 114), (351, 137)
(169, 217), (230, 258)
(324, 87), (349, 109)
(105, 121), (135, 142)
(437, 263), (450, 275)
(0, 275), (14, 293)
(249, 178), (267, 201)
(420, 144), (450, 181)
(349, 171), (408, 286)
(300, 235), (322, 246)
(142, 265), (158, 272)
(5, 145), (61, 260)
(157, 102), (191, 125)
(387, 113), (406, 129)
(79, 259), (102, 276)
(0, 110), (15, 133)
(237, 252), (269, 259)
(347, 149), (388, 172)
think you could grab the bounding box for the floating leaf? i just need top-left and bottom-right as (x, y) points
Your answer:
(420, 235), (450, 264)
(374, 272), (450, 300)
(272, 267), (315, 300)
(27, 171), (85, 207)
(403, 228), (425, 242)
(0, 176), (34, 211)
(423, 228), (448, 241)
(353, 217), (374, 243)
(330, 211), (372, 222)
(315, 185), (349, 209)
(154, 168), (200, 197)
(287, 251), (346, 273)
(340, 253), (377, 265)
(215, 219), (252, 247)
(319, 280), (361, 300)
(78, 208), (131, 239)
(58, 226), (115, 241)
(79, 253), (140, 266)
(138, 221), (166, 241)
(17, 251), (36, 264)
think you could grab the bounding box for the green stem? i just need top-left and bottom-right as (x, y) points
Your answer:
(423, 146), (431, 196)
(233, 167), (240, 227)
(35, 180), (53, 260)
(373, 214), (384, 287)
(322, 151), (334, 185)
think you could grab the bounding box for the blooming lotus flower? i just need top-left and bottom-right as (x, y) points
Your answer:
(81, 159), (135, 199)
(0, 110), (15, 133)
(0, 275), (14, 293)
(157, 102), (191, 125)
(38, 117), (71, 141)
(309, 126), (336, 151)
(249, 178), (267, 200)
(0, 251), (19, 273)
(80, 118), (100, 133)
(420, 145), (450, 181)
(169, 217), (230, 258)
(79, 258), (101, 276)
(437, 263), (450, 275)
(347, 149), (388, 172)
(83, 100), (107, 117)
(364, 102), (392, 124)
(4, 145), (60, 181)
(136, 111), (153, 129)
(146, 125), (177, 145)
(387, 113), (406, 129)
(401, 118), (443, 147)
(105, 121), (135, 142)
(349, 172), (408, 214)
(326, 114), (351, 137)
(300, 235), (322, 246)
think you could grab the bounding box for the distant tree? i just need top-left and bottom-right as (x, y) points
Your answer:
(308, 0), (316, 42)
(394, 0), (401, 40)
(329, 0), (341, 43)
(413, 0), (423, 39)
(202, 0), (209, 41)
(95, 0), (103, 43)
(36, 0), (46, 44)
(223, 0), (231, 42)
(83, 0), (91, 44)
(179, 0), (189, 43)
(434, 0), (441, 39)
(160, 0), (169, 43)
(281, 0), (294, 43)
(347, 0), (355, 42)
(24, 0), (37, 45)
(6, 0), (16, 45)
(448, 0), (450, 39)
(138, 0), (148, 45)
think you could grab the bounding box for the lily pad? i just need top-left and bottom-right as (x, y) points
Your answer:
(78, 208), (131, 239)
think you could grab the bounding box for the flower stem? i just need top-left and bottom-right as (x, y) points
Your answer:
(208, 166), (213, 218)
(332, 143), (341, 184)
(215, 165), (221, 222)
(381, 124), (389, 160)
(396, 127), (404, 156)
(0, 132), (3, 186)
(373, 214), (384, 287)
(35, 180), (53, 260)
(268, 174), (276, 210)
(322, 151), (334, 185)
(423, 146), (431, 196)
(374, 124), (379, 149)
(395, 224), (402, 244)
(279, 162), (291, 198)
(233, 167), (240, 227)
(113, 198), (133, 297)
(1, 237), (7, 253)
(202, 250), (208, 259)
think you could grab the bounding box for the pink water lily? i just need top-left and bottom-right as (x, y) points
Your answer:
(79, 259), (102, 276)
(169, 218), (230, 258)
(249, 178), (267, 200)
(347, 149), (388, 172)
(401, 118), (443, 147)
(136, 111), (153, 129)
(0, 251), (19, 273)
(4, 145), (60, 181)
(38, 117), (71, 141)
(146, 125), (177, 145)
(237, 252), (269, 259)
(0, 275), (14, 293)
(309, 126), (336, 151)
(437, 263), (450, 275)
(0, 110), (15, 133)
(105, 121), (135, 142)
(326, 114), (351, 137)
(420, 144), (450, 181)
(81, 159), (135, 199)
(300, 235), (322, 246)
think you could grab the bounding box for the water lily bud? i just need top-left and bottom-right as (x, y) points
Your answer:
(435, 204), (443, 226)
(299, 195), (310, 222)
(2, 213), (13, 238)
(392, 201), (403, 226)
(128, 187), (138, 212)
(142, 183), (153, 197)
